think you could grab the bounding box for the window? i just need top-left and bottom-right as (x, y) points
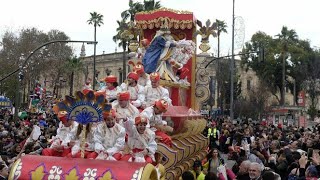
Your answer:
(247, 80), (251, 90)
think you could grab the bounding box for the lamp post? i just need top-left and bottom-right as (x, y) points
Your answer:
(6, 40), (97, 119)
(230, 0), (236, 121)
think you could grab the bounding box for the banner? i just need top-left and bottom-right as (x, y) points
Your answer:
(297, 91), (306, 107)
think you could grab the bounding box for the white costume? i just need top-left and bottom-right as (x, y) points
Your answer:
(51, 121), (78, 148)
(123, 119), (157, 161)
(112, 102), (140, 125)
(143, 86), (172, 108)
(138, 74), (151, 87)
(70, 125), (95, 156)
(140, 106), (167, 130)
(94, 122), (125, 156)
(105, 87), (121, 102)
(119, 83), (145, 108)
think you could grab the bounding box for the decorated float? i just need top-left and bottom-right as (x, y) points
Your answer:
(9, 8), (209, 180)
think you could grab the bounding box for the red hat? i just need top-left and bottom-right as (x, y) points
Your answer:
(278, 123), (283, 128)
(261, 121), (267, 126)
(154, 99), (169, 112)
(150, 72), (160, 82)
(103, 109), (116, 118)
(134, 64), (144, 75)
(127, 72), (139, 81)
(82, 89), (93, 95)
(58, 111), (68, 123)
(105, 75), (117, 83)
(117, 91), (130, 101)
(135, 116), (148, 125)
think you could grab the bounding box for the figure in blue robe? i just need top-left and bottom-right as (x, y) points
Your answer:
(142, 35), (167, 73)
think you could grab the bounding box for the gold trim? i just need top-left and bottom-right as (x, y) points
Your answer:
(160, 80), (190, 89)
(140, 163), (158, 180)
(8, 158), (21, 180)
(136, 7), (193, 15)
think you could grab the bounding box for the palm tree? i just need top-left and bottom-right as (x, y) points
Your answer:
(87, 12), (104, 90)
(65, 56), (84, 96)
(113, 20), (129, 82)
(121, 0), (143, 21)
(275, 26), (298, 105)
(215, 19), (228, 110)
(143, 0), (161, 11)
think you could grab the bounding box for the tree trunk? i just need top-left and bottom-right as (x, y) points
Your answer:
(122, 43), (127, 83)
(69, 72), (74, 96)
(93, 24), (97, 90)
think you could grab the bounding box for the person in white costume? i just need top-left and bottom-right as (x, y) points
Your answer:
(42, 111), (78, 157)
(94, 109), (125, 161)
(121, 115), (157, 163)
(133, 64), (151, 87)
(119, 72), (145, 109)
(67, 123), (96, 159)
(142, 72), (172, 108)
(104, 75), (121, 103)
(140, 99), (173, 147)
(112, 91), (140, 126)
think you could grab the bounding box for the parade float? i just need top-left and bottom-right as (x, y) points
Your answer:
(9, 8), (209, 180)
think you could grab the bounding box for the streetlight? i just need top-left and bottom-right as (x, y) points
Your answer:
(2, 40), (97, 119)
(230, 0), (235, 121)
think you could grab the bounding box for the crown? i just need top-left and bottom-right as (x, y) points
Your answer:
(159, 18), (171, 34)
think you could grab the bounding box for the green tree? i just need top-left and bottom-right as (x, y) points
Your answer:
(121, 0), (144, 21)
(241, 28), (311, 106)
(87, 11), (104, 90)
(275, 26), (298, 105)
(143, 0), (161, 11)
(65, 56), (84, 96)
(215, 19), (228, 109)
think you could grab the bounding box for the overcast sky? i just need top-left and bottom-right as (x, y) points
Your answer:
(0, 0), (319, 57)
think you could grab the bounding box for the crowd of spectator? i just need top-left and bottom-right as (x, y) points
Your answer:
(182, 117), (320, 180)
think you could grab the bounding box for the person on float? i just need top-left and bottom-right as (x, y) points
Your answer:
(137, 38), (150, 59)
(119, 72), (145, 109)
(94, 109), (125, 160)
(112, 91), (139, 126)
(67, 122), (96, 159)
(140, 99), (173, 147)
(142, 72), (172, 108)
(104, 75), (121, 103)
(82, 78), (93, 95)
(133, 63), (151, 87)
(42, 111), (78, 157)
(121, 115), (157, 163)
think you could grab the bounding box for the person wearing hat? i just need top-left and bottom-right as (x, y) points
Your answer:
(137, 38), (150, 59)
(140, 99), (173, 147)
(121, 115), (157, 163)
(82, 78), (93, 95)
(42, 111), (78, 157)
(142, 72), (172, 109)
(119, 72), (145, 108)
(133, 63), (151, 87)
(112, 91), (139, 126)
(104, 75), (121, 102)
(93, 109), (125, 161)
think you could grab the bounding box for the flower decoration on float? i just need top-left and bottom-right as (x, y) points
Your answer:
(54, 90), (112, 125)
